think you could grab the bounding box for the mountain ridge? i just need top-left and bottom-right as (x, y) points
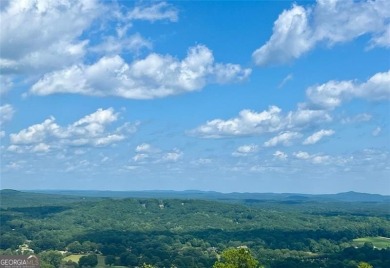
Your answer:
(2, 189), (389, 203)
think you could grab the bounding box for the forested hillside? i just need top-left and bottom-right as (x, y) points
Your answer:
(1, 190), (389, 267)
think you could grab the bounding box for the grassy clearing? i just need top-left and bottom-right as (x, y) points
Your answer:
(352, 237), (390, 249)
(63, 254), (85, 262)
(63, 254), (125, 268)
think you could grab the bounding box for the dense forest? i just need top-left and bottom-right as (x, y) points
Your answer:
(0, 189), (389, 268)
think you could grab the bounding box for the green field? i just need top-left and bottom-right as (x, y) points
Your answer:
(352, 237), (390, 249)
(63, 254), (85, 262)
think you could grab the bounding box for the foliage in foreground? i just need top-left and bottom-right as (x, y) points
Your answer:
(213, 248), (261, 268)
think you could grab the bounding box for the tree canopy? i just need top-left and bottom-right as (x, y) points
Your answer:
(213, 247), (260, 268)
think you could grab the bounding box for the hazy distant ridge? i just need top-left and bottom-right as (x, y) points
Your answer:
(7, 189), (389, 203)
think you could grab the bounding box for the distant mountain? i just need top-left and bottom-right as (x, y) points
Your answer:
(15, 189), (390, 203)
(318, 191), (390, 202)
(0, 189), (100, 208)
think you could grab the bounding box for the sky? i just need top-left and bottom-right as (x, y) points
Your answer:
(0, 0), (389, 194)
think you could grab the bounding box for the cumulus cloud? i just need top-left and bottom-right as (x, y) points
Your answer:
(285, 106), (332, 128)
(132, 144), (182, 163)
(253, 0), (390, 65)
(0, 0), (101, 74)
(8, 108), (134, 153)
(190, 106), (284, 138)
(32, 143), (51, 153)
(162, 149), (183, 162)
(293, 151), (330, 164)
(303, 129), (334, 145)
(273, 150), (288, 160)
(307, 70), (390, 110)
(264, 131), (302, 147)
(293, 151), (311, 160)
(0, 104), (14, 125)
(30, 45), (251, 99)
(133, 153), (149, 162)
(0, 1), (181, 74)
(135, 143), (154, 153)
(191, 70), (387, 139)
(191, 105), (330, 138)
(232, 144), (259, 156)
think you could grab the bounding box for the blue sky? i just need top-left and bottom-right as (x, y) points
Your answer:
(1, 0), (389, 194)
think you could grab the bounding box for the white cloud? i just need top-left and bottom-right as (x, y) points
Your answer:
(0, 104), (14, 125)
(233, 144), (259, 156)
(191, 70), (388, 139)
(0, 1), (180, 75)
(0, 104), (14, 121)
(0, 131), (5, 139)
(0, 0), (101, 73)
(190, 106), (284, 138)
(30, 45), (251, 99)
(253, 0), (390, 65)
(7, 145), (25, 154)
(273, 150), (288, 160)
(303, 129), (334, 145)
(307, 70), (390, 109)
(264, 131), (302, 147)
(9, 117), (57, 143)
(253, 4), (312, 65)
(8, 108), (133, 153)
(293, 151), (330, 164)
(286, 106), (332, 128)
(132, 145), (182, 163)
(127, 2), (178, 22)
(32, 143), (50, 153)
(74, 108), (118, 127)
(135, 143), (154, 153)
(94, 134), (124, 146)
(293, 151), (311, 160)
(341, 113), (372, 124)
(133, 153), (149, 162)
(191, 104), (329, 138)
(311, 155), (330, 164)
(161, 149), (183, 162)
(0, 75), (13, 95)
(89, 33), (152, 55)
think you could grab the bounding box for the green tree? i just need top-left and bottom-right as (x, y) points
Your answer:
(357, 262), (373, 268)
(67, 241), (83, 253)
(39, 250), (63, 268)
(213, 247), (260, 268)
(78, 255), (98, 268)
(105, 255), (116, 266)
(63, 260), (78, 268)
(0, 233), (25, 250)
